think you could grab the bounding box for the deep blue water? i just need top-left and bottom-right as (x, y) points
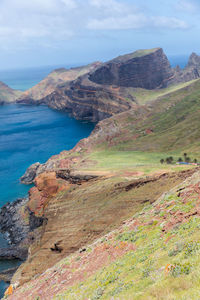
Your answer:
(0, 104), (94, 205)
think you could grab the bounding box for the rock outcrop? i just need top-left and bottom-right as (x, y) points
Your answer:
(0, 198), (30, 245)
(89, 48), (174, 89)
(20, 162), (41, 184)
(0, 248), (27, 261)
(186, 52), (200, 71)
(0, 267), (18, 283)
(42, 75), (137, 122)
(0, 196), (47, 261)
(16, 48), (200, 122)
(39, 48), (174, 122)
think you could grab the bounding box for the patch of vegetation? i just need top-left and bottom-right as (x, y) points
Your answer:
(116, 231), (137, 243)
(170, 262), (191, 277)
(160, 153), (198, 165)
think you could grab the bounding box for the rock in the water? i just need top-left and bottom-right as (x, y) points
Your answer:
(20, 162), (41, 184)
(0, 267), (19, 283)
(0, 197), (47, 245)
(0, 248), (27, 261)
(0, 198), (29, 245)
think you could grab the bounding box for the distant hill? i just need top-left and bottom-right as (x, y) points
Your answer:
(17, 62), (101, 104)
(76, 78), (200, 154)
(0, 81), (22, 104)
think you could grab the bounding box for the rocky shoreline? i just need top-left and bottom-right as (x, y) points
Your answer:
(0, 195), (48, 287)
(0, 267), (19, 283)
(0, 199), (29, 286)
(0, 198), (29, 246)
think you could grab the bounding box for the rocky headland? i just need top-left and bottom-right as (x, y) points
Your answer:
(17, 62), (101, 105)
(3, 48), (200, 298)
(0, 82), (22, 104)
(16, 48), (200, 122)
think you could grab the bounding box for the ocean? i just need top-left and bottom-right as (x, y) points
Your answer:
(0, 55), (189, 297)
(0, 65), (95, 298)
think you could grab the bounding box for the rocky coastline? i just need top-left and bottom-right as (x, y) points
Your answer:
(0, 195), (48, 285)
(0, 198), (29, 246)
(15, 48), (200, 124)
(2, 47), (200, 295)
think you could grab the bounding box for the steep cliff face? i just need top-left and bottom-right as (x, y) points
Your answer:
(42, 75), (138, 122)
(16, 48), (200, 123)
(186, 52), (200, 71)
(89, 48), (174, 89)
(32, 48), (200, 122)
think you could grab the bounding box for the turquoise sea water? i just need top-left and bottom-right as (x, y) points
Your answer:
(0, 66), (95, 298)
(0, 105), (94, 205)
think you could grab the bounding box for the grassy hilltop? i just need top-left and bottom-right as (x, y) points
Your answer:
(59, 78), (200, 179)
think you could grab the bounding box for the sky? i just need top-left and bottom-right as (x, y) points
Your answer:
(0, 0), (200, 69)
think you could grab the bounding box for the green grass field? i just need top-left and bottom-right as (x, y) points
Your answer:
(76, 150), (196, 177)
(132, 79), (199, 105)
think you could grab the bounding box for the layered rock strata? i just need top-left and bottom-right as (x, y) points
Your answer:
(16, 48), (200, 122)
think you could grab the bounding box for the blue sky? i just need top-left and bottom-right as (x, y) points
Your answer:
(0, 0), (200, 69)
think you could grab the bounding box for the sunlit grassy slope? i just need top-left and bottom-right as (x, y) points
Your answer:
(55, 171), (200, 300)
(77, 150), (196, 177)
(90, 78), (200, 154)
(8, 170), (200, 300)
(133, 79), (198, 105)
(63, 78), (200, 177)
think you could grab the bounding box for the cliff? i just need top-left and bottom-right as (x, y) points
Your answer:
(40, 48), (174, 122)
(42, 75), (138, 122)
(186, 52), (200, 71)
(89, 48), (174, 89)
(17, 48), (200, 122)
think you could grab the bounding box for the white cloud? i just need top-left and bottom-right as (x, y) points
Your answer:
(88, 14), (148, 30)
(151, 16), (188, 29)
(87, 14), (189, 31)
(0, 0), (76, 44)
(87, 0), (189, 31)
(89, 0), (132, 14)
(176, 0), (199, 13)
(0, 0), (191, 52)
